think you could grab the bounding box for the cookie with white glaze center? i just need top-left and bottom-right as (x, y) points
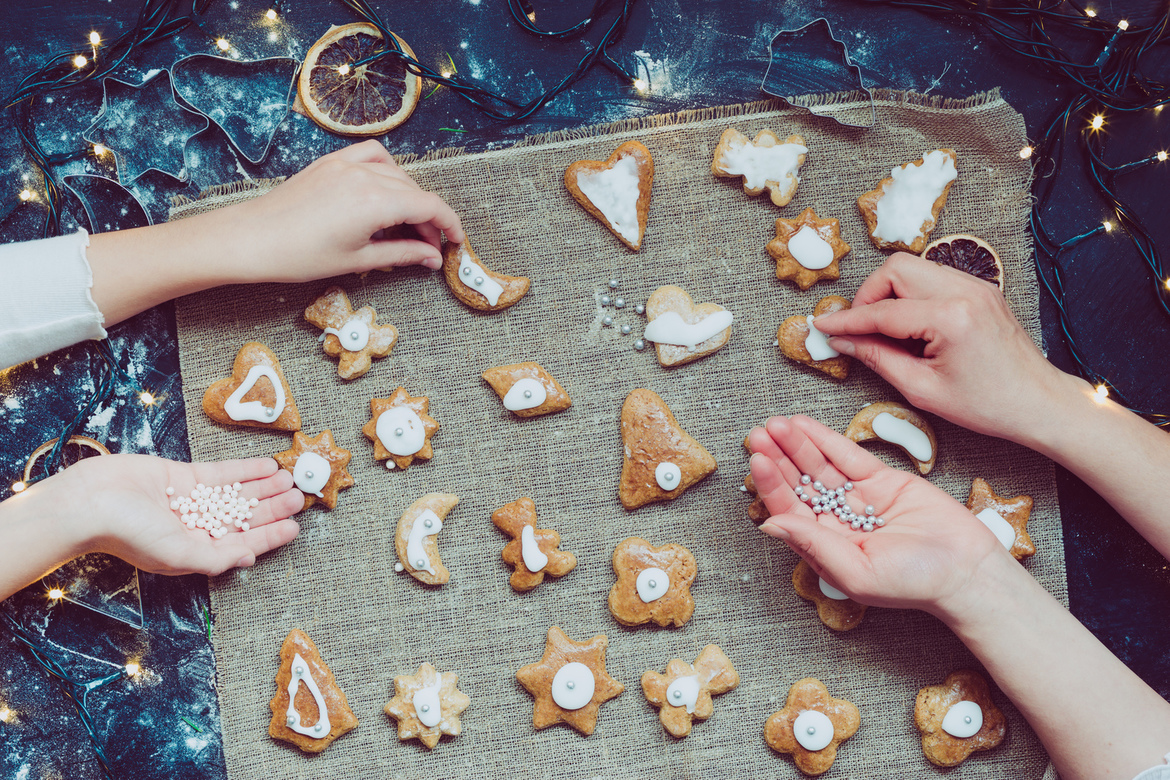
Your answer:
(618, 388), (716, 510)
(565, 140), (654, 251)
(644, 285), (733, 367)
(441, 238), (530, 312)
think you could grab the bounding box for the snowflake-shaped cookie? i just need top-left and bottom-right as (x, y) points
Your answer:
(304, 286), (398, 380)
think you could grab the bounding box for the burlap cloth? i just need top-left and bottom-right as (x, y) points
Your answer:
(173, 90), (1064, 778)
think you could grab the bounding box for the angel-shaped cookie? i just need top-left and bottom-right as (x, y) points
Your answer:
(764, 678), (861, 776)
(202, 342), (301, 431)
(966, 478), (1035, 560)
(383, 662), (471, 749)
(608, 537), (696, 628)
(845, 401), (937, 474)
(777, 295), (852, 380)
(273, 429), (354, 510)
(362, 388), (440, 470)
(491, 497), (577, 592)
(516, 626), (624, 736)
(618, 388), (717, 510)
(711, 127), (808, 207)
(303, 286), (398, 379)
(642, 645), (739, 737)
(767, 207), (851, 290)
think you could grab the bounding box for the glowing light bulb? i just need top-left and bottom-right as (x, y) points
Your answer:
(72, 54), (87, 69)
(48, 588), (64, 600)
(440, 69), (453, 79)
(1118, 19), (1129, 30)
(1019, 146), (1033, 159)
(337, 63), (351, 76)
(139, 390), (156, 406)
(1103, 220), (1113, 232)
(1164, 277), (1170, 292)
(633, 78), (649, 94)
(1157, 104), (1165, 113)
(93, 143), (107, 156)
(1158, 151), (1167, 161)
(18, 189), (32, 201)
(0, 707), (11, 722)
(1090, 114), (1104, 130)
(1093, 384), (1109, 402)
(89, 31), (101, 46)
(11, 481), (26, 493)
(216, 38), (230, 51)
(266, 8), (277, 19)
(1085, 8), (1097, 17)
(124, 662), (141, 676)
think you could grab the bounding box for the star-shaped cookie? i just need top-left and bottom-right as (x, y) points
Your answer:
(767, 207), (851, 290)
(607, 537), (697, 628)
(491, 497), (577, 592)
(304, 286), (398, 379)
(965, 478), (1035, 560)
(642, 645), (739, 737)
(383, 662), (471, 749)
(361, 388), (440, 470)
(273, 429), (354, 511)
(618, 388), (717, 510)
(516, 626), (624, 736)
(778, 295), (852, 380)
(764, 678), (861, 776)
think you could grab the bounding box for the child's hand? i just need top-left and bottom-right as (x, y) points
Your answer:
(748, 414), (1009, 617)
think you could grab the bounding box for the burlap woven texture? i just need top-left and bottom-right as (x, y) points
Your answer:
(175, 90), (1063, 779)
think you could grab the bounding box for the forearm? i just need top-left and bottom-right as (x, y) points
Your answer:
(0, 479), (90, 601)
(938, 554), (1170, 779)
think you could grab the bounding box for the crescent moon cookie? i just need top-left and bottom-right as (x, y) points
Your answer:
(273, 430), (354, 511)
(303, 286), (398, 379)
(966, 478), (1035, 560)
(644, 285), (734, 367)
(792, 559), (867, 631)
(202, 341), (301, 431)
(857, 149), (958, 253)
(361, 388), (439, 471)
(491, 497), (577, 592)
(767, 207), (851, 290)
(618, 388), (717, 510)
(608, 537), (697, 628)
(394, 493), (458, 585)
(641, 645), (739, 738)
(441, 238), (530, 312)
(845, 401), (937, 475)
(515, 626), (625, 736)
(711, 127), (808, 207)
(481, 362), (572, 418)
(764, 678), (861, 776)
(383, 663), (471, 750)
(777, 295), (852, 380)
(268, 629), (358, 753)
(914, 669), (1007, 767)
(564, 139), (654, 251)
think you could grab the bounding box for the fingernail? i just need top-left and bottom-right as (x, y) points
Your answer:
(425, 256), (442, 270)
(764, 523), (791, 540)
(828, 337), (854, 356)
(236, 556), (253, 568)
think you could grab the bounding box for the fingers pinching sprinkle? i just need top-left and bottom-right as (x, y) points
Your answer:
(167, 483), (259, 539)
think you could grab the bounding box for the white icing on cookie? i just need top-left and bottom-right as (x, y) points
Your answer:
(804, 316), (839, 361)
(818, 577), (850, 601)
(793, 710), (834, 751)
(285, 653), (331, 739)
(941, 700), (983, 738)
(414, 675), (443, 728)
(224, 365), (285, 423)
(717, 135), (808, 192)
(576, 155), (641, 244)
(406, 509), (443, 575)
(871, 412), (933, 462)
(636, 567), (670, 603)
(872, 151), (958, 245)
(458, 248), (504, 306)
(788, 225), (834, 270)
(376, 405), (426, 457)
(975, 508), (1016, 550)
(503, 378), (547, 411)
(321, 319), (370, 352)
(551, 662), (595, 710)
(520, 525), (549, 573)
(655, 462), (682, 491)
(643, 310), (734, 350)
(666, 674), (700, 713)
(292, 452), (331, 498)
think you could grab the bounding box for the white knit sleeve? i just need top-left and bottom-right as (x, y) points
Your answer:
(0, 228), (107, 369)
(1133, 755), (1170, 780)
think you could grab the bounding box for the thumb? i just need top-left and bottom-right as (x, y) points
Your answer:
(761, 514), (866, 587)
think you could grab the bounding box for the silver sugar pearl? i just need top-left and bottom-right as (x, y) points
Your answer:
(287, 716), (296, 726)
(603, 315), (613, 326)
(608, 279), (620, 289)
(601, 294), (612, 305)
(850, 519), (862, 530)
(523, 389), (533, 398)
(349, 331), (359, 340)
(807, 726), (817, 735)
(964, 715), (972, 724)
(416, 558), (426, 568)
(424, 518), (433, 528)
(474, 276), (484, 286)
(813, 481), (823, 491)
(304, 470), (314, 479)
(673, 690), (682, 699)
(844, 481), (854, 491)
(421, 704), (430, 713)
(634, 339), (646, 350)
(647, 579), (657, 588)
(800, 475), (811, 485)
(566, 681), (575, 690)
(395, 427), (405, 437)
(620, 324), (632, 334)
(836, 487), (845, 496)
(875, 517), (886, 527)
(295, 665), (304, 675)
(634, 303), (645, 315)
(838, 514), (850, 524)
(865, 505), (875, 516)
(862, 522), (874, 532)
(614, 297), (626, 308)
(462, 266), (471, 276)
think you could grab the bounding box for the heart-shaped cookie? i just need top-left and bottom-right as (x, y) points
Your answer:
(777, 295), (851, 380)
(618, 388), (716, 510)
(441, 238), (530, 312)
(202, 341), (301, 431)
(564, 140), (654, 251)
(644, 285), (734, 367)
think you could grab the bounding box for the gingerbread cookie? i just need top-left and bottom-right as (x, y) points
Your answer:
(858, 149), (958, 253)
(764, 678), (860, 776)
(914, 669), (1006, 767)
(777, 295), (852, 380)
(441, 238), (530, 312)
(273, 429), (354, 511)
(767, 207), (851, 290)
(202, 342), (301, 431)
(744, 472), (769, 523)
(362, 388), (439, 470)
(383, 662), (470, 749)
(481, 362), (572, 418)
(564, 140), (654, 251)
(966, 478), (1035, 560)
(268, 629), (358, 753)
(394, 493), (458, 585)
(608, 537), (697, 628)
(643, 285), (734, 367)
(491, 497), (577, 592)
(845, 401), (937, 475)
(711, 128), (808, 207)
(792, 560), (867, 631)
(516, 626), (624, 736)
(642, 645), (739, 738)
(303, 286), (398, 379)
(618, 388), (717, 510)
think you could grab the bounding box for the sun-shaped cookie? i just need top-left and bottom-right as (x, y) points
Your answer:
(608, 537), (697, 628)
(642, 644), (739, 737)
(304, 286), (399, 380)
(516, 626), (624, 736)
(383, 662), (470, 750)
(273, 429), (355, 511)
(764, 678), (861, 775)
(966, 478), (1035, 560)
(361, 388), (439, 470)
(491, 497), (577, 592)
(767, 207), (851, 290)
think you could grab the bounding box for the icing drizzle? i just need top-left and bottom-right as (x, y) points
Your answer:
(643, 310), (734, 350)
(575, 154), (642, 244)
(717, 135), (808, 192)
(804, 316), (839, 361)
(551, 662), (595, 710)
(414, 675), (443, 728)
(655, 462), (682, 491)
(503, 378), (547, 411)
(285, 652), (331, 739)
(320, 319), (370, 352)
(224, 365), (285, 423)
(788, 225), (834, 270)
(458, 249), (504, 306)
(520, 525), (549, 573)
(666, 674), (701, 713)
(406, 509), (443, 575)
(292, 452), (331, 498)
(635, 567), (670, 602)
(375, 405), (427, 457)
(872, 151), (958, 245)
(871, 412), (933, 462)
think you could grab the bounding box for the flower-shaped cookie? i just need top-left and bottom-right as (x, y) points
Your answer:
(482, 362), (572, 418)
(642, 644), (739, 737)
(491, 497), (577, 592)
(792, 560), (867, 631)
(273, 429), (354, 510)
(778, 295), (852, 380)
(267, 629), (358, 753)
(845, 401), (937, 474)
(618, 388), (717, 510)
(516, 626), (624, 736)
(383, 662), (470, 749)
(362, 388), (439, 470)
(966, 478), (1035, 560)
(767, 207), (851, 290)
(608, 537), (697, 628)
(304, 286), (398, 379)
(202, 341), (301, 431)
(914, 669), (1006, 767)
(765, 678), (860, 776)
(644, 285), (733, 367)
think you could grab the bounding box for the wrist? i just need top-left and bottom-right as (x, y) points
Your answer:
(927, 549), (1037, 636)
(1012, 369), (1100, 457)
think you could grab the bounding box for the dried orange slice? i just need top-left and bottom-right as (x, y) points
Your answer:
(921, 234), (1005, 290)
(298, 23), (422, 136)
